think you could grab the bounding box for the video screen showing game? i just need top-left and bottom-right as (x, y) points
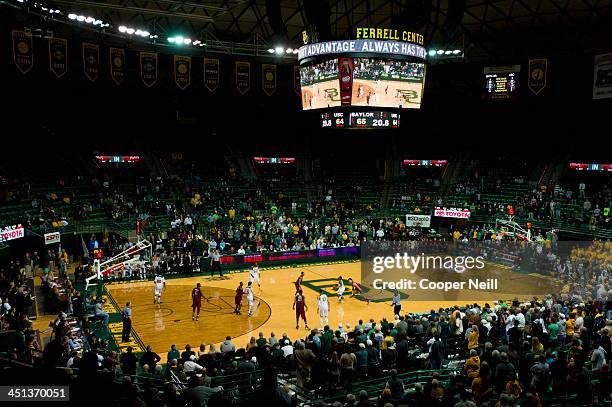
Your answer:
(300, 59), (341, 110)
(352, 59), (426, 109)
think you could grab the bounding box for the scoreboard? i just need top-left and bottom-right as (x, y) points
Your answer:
(321, 111), (400, 129)
(483, 65), (520, 100)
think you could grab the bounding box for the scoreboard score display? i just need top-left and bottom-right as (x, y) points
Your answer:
(321, 111), (400, 129)
(483, 65), (521, 100)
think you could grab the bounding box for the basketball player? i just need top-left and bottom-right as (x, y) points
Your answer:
(249, 263), (261, 292)
(348, 278), (363, 298)
(191, 283), (203, 321)
(336, 276), (345, 302)
(245, 281), (255, 317)
(153, 274), (166, 304)
(234, 281), (244, 315)
(294, 271), (305, 292)
(317, 289), (330, 328)
(293, 289), (309, 330)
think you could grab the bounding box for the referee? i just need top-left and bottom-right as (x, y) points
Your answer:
(122, 302), (132, 342)
(210, 249), (222, 278)
(390, 290), (401, 317)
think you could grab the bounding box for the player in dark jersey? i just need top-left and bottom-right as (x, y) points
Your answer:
(294, 271), (305, 292)
(234, 281), (244, 315)
(191, 283), (203, 321)
(293, 289), (309, 330)
(348, 278), (363, 297)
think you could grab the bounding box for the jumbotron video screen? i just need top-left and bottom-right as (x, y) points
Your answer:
(300, 58), (426, 110)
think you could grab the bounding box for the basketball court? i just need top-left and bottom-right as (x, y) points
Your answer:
(105, 260), (558, 352)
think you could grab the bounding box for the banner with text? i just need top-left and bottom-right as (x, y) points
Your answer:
(262, 64), (277, 96)
(82, 42), (100, 82)
(0, 225), (25, 243)
(433, 207), (471, 219)
(49, 38), (68, 78)
(140, 52), (158, 88)
(12, 30), (34, 74)
(235, 61), (250, 95)
(203, 58), (220, 92)
(405, 214), (431, 227)
(44, 232), (61, 245)
(110, 47), (126, 85)
(174, 55), (191, 90)
(528, 58), (547, 95)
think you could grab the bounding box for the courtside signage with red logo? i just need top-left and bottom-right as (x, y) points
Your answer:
(433, 208), (471, 219)
(0, 225), (25, 242)
(44, 232), (61, 245)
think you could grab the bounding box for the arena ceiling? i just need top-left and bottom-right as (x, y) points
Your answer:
(43, 0), (612, 61)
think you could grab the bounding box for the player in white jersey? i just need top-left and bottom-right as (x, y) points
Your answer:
(336, 276), (345, 302)
(245, 281), (255, 316)
(317, 289), (330, 327)
(249, 264), (261, 292)
(153, 275), (166, 304)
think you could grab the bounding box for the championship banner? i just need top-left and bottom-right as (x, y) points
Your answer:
(528, 58), (547, 95)
(262, 64), (277, 96)
(12, 30), (34, 74)
(44, 232), (61, 245)
(433, 207), (471, 219)
(405, 214), (431, 228)
(593, 53), (612, 100)
(174, 55), (191, 90)
(235, 61), (250, 95)
(48, 38), (67, 78)
(140, 52), (158, 88)
(0, 224), (25, 243)
(294, 65), (301, 95)
(110, 47), (126, 85)
(203, 58), (220, 92)
(82, 42), (100, 82)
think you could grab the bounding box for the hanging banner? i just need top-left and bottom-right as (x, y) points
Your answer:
(528, 58), (547, 95)
(433, 207), (471, 219)
(82, 42), (100, 82)
(405, 214), (431, 228)
(235, 61), (250, 95)
(174, 55), (191, 90)
(140, 52), (158, 88)
(44, 232), (61, 245)
(48, 38), (67, 78)
(0, 224), (25, 243)
(203, 58), (220, 92)
(262, 64), (277, 96)
(593, 53), (612, 100)
(12, 30), (34, 74)
(294, 65), (301, 95)
(110, 47), (126, 85)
